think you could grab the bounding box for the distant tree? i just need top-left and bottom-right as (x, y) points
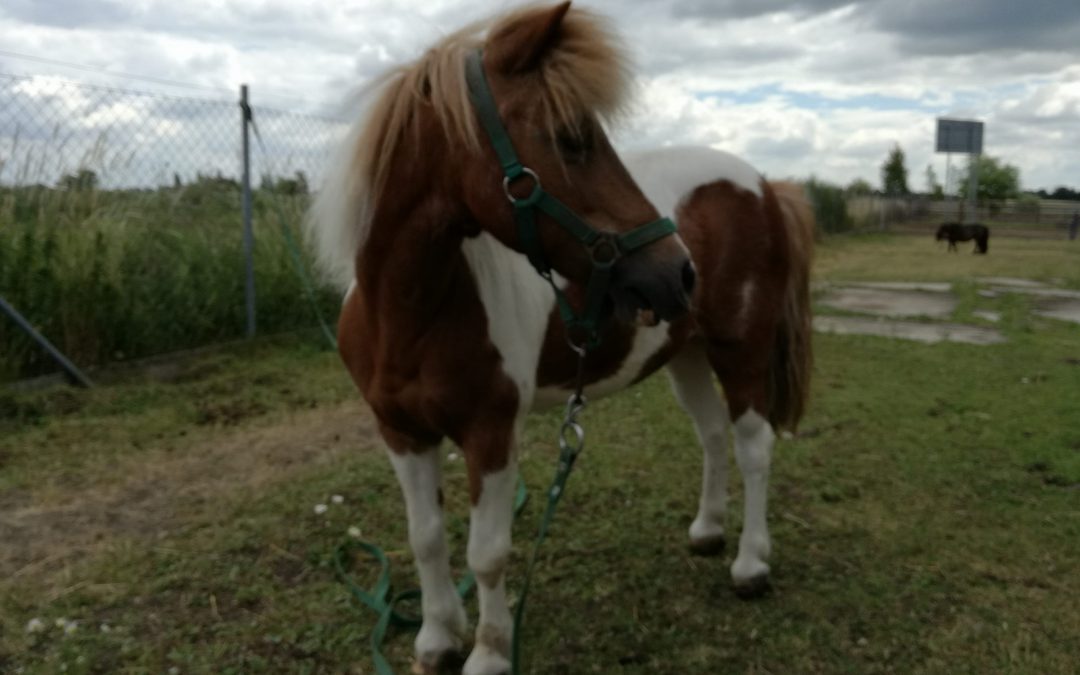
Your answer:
(846, 178), (874, 196)
(880, 144), (909, 196)
(958, 156), (1021, 203)
(1050, 186), (1080, 201)
(924, 164), (944, 199)
(58, 168), (99, 192)
(804, 177), (854, 234)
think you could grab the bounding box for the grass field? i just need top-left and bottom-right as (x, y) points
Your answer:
(2, 234), (1079, 674)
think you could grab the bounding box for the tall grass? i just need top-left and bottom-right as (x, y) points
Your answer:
(0, 178), (339, 381)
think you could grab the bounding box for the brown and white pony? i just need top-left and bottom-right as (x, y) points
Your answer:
(310, 4), (814, 673)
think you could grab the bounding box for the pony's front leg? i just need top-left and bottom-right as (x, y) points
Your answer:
(386, 445), (467, 671)
(462, 436), (518, 675)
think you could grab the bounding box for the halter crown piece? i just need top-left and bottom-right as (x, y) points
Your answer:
(464, 50), (678, 348)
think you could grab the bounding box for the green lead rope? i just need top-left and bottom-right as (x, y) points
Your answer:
(511, 398), (586, 673)
(335, 480), (529, 675)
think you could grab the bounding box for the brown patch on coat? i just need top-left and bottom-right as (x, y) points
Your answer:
(475, 622), (512, 657)
(666, 178), (813, 428)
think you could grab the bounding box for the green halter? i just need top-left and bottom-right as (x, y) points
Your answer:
(464, 50), (677, 347)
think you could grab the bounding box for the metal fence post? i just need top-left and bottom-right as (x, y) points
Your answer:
(240, 84), (256, 338)
(0, 295), (93, 387)
(967, 153), (980, 223)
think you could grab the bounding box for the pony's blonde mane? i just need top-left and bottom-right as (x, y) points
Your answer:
(310, 4), (631, 289)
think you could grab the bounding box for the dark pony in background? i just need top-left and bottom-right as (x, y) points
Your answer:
(936, 222), (989, 254)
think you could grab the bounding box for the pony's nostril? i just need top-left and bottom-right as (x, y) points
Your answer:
(681, 260), (697, 295)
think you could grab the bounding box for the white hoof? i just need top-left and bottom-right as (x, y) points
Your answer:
(415, 609), (467, 669)
(463, 643), (511, 675)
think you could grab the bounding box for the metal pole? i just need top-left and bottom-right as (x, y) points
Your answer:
(0, 294), (93, 387)
(967, 153), (979, 223)
(240, 84), (255, 338)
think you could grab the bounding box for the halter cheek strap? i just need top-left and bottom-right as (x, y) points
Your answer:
(464, 49), (677, 347)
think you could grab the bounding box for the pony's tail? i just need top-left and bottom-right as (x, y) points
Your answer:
(765, 181), (816, 431)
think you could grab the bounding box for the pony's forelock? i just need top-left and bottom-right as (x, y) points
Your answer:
(308, 4), (632, 289)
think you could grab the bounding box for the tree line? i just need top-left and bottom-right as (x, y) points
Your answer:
(845, 144), (1078, 203)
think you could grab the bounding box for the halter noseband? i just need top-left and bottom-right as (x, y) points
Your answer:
(464, 50), (677, 348)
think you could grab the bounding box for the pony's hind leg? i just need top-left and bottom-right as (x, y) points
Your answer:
(709, 351), (775, 597)
(386, 445), (467, 671)
(730, 409), (775, 596)
(462, 442), (518, 675)
(667, 341), (730, 555)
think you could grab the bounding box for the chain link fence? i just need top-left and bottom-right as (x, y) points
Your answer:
(0, 72), (350, 381)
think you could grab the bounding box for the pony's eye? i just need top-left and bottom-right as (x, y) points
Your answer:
(557, 129), (590, 160)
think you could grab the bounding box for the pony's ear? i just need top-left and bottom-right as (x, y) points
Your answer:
(487, 1), (572, 74)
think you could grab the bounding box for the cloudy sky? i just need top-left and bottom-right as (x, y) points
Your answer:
(1, 0), (1078, 191)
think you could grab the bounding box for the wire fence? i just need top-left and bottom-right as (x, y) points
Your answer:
(0, 73), (350, 382)
(0, 72), (347, 189)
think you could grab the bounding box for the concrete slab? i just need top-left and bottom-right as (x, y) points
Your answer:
(972, 310), (1001, 323)
(990, 287), (1080, 300)
(976, 277), (1050, 288)
(844, 281), (953, 293)
(814, 316), (1006, 345)
(819, 287), (957, 319)
(1032, 298), (1080, 326)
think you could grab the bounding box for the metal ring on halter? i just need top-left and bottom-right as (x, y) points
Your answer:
(503, 167), (542, 205)
(587, 232), (622, 268)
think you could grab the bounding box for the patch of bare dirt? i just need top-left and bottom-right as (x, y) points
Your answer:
(0, 402), (376, 579)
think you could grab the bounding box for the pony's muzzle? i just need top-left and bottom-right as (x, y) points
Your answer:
(610, 252), (694, 323)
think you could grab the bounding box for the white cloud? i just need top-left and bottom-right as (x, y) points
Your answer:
(0, 0), (1078, 190)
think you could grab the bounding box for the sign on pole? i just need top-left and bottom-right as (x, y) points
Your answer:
(935, 118), (983, 154)
(935, 118), (984, 223)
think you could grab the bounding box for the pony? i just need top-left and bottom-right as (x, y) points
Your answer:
(936, 222), (989, 254)
(309, 4), (814, 673)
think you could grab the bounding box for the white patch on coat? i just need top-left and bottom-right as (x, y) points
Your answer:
(736, 279), (756, 334)
(533, 321), (671, 409)
(623, 145), (764, 218)
(461, 232), (554, 413)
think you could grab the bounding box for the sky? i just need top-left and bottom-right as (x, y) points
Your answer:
(1, 0), (1078, 191)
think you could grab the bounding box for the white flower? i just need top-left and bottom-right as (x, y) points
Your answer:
(55, 617), (68, 628)
(25, 618), (45, 634)
(447, 452), (460, 462)
(63, 620), (78, 635)
(347, 526), (362, 538)
(100, 623), (112, 633)
(313, 503), (329, 515)
(168, 668), (181, 675)
(331, 494), (345, 504)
